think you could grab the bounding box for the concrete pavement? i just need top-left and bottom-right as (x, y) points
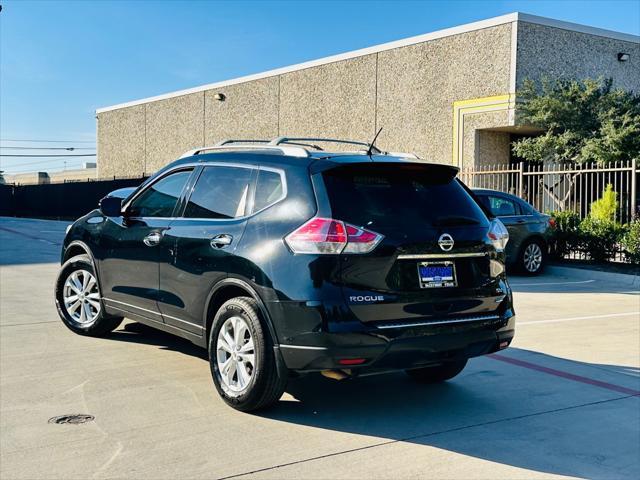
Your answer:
(1, 217), (638, 479)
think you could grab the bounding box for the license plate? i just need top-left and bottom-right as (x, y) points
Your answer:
(418, 261), (457, 288)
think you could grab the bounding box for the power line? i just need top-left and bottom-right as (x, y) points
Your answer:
(0, 146), (95, 151)
(1, 157), (86, 168)
(5, 166), (86, 174)
(0, 154), (96, 157)
(0, 138), (95, 143)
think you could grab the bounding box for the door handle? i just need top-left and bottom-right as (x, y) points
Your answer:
(143, 232), (162, 247)
(516, 219), (526, 224)
(210, 234), (233, 249)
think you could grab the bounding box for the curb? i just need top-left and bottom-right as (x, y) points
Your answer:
(546, 265), (640, 288)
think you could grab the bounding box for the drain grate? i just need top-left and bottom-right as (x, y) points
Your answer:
(48, 414), (95, 425)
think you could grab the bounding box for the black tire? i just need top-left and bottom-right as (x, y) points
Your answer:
(519, 238), (546, 275)
(406, 359), (468, 384)
(208, 296), (287, 412)
(55, 254), (123, 336)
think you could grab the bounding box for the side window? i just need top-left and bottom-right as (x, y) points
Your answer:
(253, 169), (284, 212)
(519, 200), (535, 215)
(488, 195), (519, 217)
(184, 166), (253, 219)
(129, 169), (192, 218)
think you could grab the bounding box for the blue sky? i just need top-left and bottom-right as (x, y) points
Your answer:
(1, 0), (639, 175)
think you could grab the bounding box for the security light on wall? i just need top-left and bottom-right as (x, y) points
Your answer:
(617, 52), (630, 62)
(213, 93), (226, 101)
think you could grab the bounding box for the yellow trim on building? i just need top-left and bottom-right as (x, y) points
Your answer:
(452, 93), (516, 167)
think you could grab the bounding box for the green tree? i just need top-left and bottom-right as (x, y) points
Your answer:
(589, 184), (618, 222)
(512, 78), (640, 165)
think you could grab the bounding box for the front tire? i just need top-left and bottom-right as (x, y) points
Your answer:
(209, 296), (287, 412)
(55, 254), (123, 336)
(406, 359), (467, 384)
(520, 239), (545, 275)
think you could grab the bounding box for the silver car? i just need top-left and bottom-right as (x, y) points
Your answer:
(473, 189), (554, 275)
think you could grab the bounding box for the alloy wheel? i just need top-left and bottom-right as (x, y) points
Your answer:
(523, 243), (543, 273)
(216, 316), (256, 394)
(63, 269), (101, 324)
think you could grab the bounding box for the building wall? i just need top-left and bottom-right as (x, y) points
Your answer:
(204, 77), (279, 145)
(279, 55), (378, 144)
(463, 110), (512, 167)
(377, 23), (513, 164)
(97, 104), (145, 177)
(96, 17), (639, 177)
(145, 93), (205, 173)
(96, 23), (514, 176)
(5, 169), (98, 185)
(516, 22), (640, 92)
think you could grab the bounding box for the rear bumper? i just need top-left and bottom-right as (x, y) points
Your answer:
(279, 311), (515, 372)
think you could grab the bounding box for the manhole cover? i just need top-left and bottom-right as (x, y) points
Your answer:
(48, 414), (95, 425)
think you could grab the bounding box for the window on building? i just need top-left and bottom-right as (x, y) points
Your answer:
(128, 169), (192, 218)
(184, 166), (253, 219)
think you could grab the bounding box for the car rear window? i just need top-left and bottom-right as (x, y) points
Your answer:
(321, 164), (489, 230)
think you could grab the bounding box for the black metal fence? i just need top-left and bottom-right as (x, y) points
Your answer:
(459, 161), (640, 263)
(0, 176), (147, 220)
(459, 161), (639, 224)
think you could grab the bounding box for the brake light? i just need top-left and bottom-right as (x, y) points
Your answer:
(487, 218), (509, 252)
(285, 217), (383, 254)
(548, 217), (556, 229)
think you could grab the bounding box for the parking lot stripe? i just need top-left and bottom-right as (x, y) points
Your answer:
(510, 279), (595, 287)
(489, 354), (640, 396)
(518, 311), (640, 325)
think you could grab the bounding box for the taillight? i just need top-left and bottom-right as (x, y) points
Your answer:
(487, 218), (509, 252)
(548, 217), (557, 229)
(285, 217), (383, 254)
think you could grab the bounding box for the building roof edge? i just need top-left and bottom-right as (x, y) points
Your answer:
(96, 12), (638, 114)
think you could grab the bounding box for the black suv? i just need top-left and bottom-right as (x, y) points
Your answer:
(55, 138), (515, 411)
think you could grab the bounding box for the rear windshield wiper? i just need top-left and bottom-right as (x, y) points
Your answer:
(433, 215), (481, 226)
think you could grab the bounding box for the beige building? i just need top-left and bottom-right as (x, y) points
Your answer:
(96, 12), (639, 177)
(6, 165), (97, 185)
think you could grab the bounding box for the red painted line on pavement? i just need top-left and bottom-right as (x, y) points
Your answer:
(489, 353), (640, 396)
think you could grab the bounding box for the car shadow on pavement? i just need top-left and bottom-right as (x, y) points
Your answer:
(105, 321), (208, 359)
(99, 322), (639, 478)
(261, 348), (640, 479)
(0, 217), (69, 265)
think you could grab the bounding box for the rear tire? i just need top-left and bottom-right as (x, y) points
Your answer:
(406, 359), (467, 384)
(208, 296), (287, 412)
(55, 254), (123, 336)
(519, 239), (545, 275)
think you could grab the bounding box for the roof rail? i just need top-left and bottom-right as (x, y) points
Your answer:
(179, 143), (309, 159)
(215, 139), (270, 146)
(178, 136), (419, 160)
(269, 136), (382, 154)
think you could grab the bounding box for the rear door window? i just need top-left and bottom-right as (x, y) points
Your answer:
(184, 166), (254, 219)
(321, 164), (489, 231)
(485, 195), (520, 217)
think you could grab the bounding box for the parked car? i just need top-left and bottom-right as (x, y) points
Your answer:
(55, 138), (515, 412)
(472, 188), (554, 275)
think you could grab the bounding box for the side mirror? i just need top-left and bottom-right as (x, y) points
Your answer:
(99, 196), (123, 217)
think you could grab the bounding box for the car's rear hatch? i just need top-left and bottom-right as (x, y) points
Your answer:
(318, 162), (504, 325)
